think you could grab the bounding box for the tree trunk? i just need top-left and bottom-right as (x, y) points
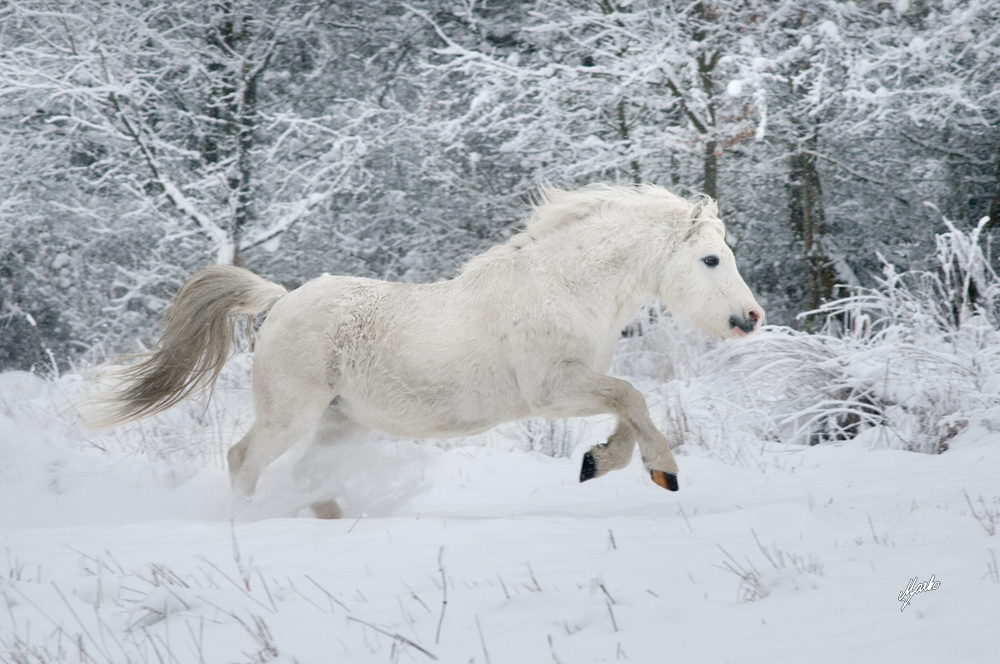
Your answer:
(616, 99), (642, 184)
(231, 67), (259, 267)
(989, 137), (1000, 230)
(789, 134), (835, 318)
(694, 3), (719, 202)
(207, 6), (266, 266)
(703, 140), (717, 201)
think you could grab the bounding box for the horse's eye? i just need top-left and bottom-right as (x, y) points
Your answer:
(702, 256), (720, 267)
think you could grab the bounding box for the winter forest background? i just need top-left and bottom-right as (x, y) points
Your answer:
(1, 0), (998, 374)
(3, 3), (1000, 661)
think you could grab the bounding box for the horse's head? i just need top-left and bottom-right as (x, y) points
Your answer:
(659, 198), (764, 339)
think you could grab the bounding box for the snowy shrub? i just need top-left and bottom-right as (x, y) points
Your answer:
(497, 417), (581, 458)
(0, 353), (254, 489)
(697, 215), (1000, 454)
(717, 531), (825, 603)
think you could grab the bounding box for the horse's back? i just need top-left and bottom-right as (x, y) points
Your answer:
(252, 273), (520, 436)
(253, 261), (618, 438)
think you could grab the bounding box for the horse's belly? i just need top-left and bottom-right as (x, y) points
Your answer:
(337, 371), (527, 439)
(341, 399), (512, 439)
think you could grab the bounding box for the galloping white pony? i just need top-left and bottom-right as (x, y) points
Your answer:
(90, 184), (763, 517)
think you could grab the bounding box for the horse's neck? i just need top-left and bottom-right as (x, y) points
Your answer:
(528, 227), (661, 330)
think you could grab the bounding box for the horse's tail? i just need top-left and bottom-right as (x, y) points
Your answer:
(84, 266), (287, 428)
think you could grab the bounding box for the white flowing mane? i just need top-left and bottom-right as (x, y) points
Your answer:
(461, 184), (723, 275)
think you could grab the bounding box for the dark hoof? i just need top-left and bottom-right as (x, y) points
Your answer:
(580, 451), (597, 482)
(651, 470), (679, 492)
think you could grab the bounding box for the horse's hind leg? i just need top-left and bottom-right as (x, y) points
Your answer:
(228, 387), (335, 498)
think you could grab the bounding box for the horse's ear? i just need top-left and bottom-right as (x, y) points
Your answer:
(688, 200), (706, 223)
(687, 196), (718, 224)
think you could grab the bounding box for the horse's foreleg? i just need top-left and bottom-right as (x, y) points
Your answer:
(546, 365), (679, 491)
(579, 419), (635, 480)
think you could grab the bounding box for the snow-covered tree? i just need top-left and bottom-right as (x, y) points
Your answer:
(0, 0), (383, 267)
(0, 0), (401, 368)
(413, 0), (768, 198)
(847, 0), (1000, 228)
(2, 0), (999, 371)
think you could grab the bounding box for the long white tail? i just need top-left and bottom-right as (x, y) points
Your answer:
(85, 266), (286, 428)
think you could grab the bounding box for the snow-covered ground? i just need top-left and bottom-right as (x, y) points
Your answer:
(2, 340), (999, 663)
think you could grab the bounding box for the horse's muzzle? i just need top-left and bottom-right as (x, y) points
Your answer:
(729, 308), (762, 336)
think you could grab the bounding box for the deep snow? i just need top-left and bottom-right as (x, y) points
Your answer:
(1, 362), (999, 663)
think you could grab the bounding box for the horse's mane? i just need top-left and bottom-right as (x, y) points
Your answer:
(460, 183), (719, 275)
(525, 184), (692, 240)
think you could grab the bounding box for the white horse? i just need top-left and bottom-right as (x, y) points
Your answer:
(90, 184), (763, 516)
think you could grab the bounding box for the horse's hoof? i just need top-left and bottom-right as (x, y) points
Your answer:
(310, 500), (343, 519)
(651, 470), (679, 491)
(580, 451), (597, 482)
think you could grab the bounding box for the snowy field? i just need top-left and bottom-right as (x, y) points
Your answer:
(2, 324), (1000, 664)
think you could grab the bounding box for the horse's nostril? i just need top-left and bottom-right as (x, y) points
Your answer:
(748, 309), (760, 321)
(730, 313), (757, 335)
